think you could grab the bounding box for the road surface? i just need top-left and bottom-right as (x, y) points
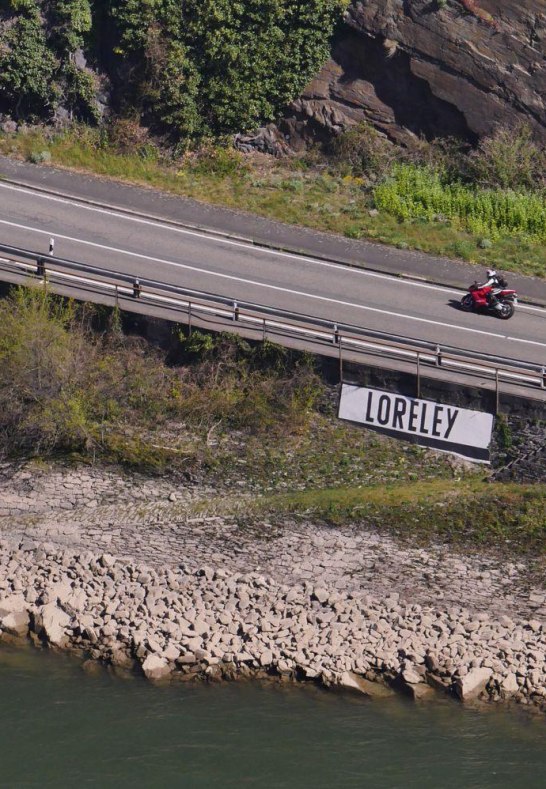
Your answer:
(0, 179), (545, 367)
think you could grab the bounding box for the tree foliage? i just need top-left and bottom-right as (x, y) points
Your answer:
(0, 9), (58, 117)
(0, 0), (95, 120)
(0, 0), (346, 138)
(0, 288), (321, 460)
(106, 0), (346, 138)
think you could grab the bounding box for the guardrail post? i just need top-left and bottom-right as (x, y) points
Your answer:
(338, 336), (343, 382)
(36, 257), (46, 278)
(132, 278), (141, 299)
(542, 367), (546, 389)
(262, 318), (266, 341)
(333, 324), (339, 345)
(233, 301), (239, 321)
(435, 344), (442, 367)
(188, 301), (192, 335)
(495, 368), (500, 414)
(416, 352), (421, 398)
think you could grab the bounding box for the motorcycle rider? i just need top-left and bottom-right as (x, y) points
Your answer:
(476, 269), (505, 311)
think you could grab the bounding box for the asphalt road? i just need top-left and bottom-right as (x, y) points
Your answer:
(0, 179), (545, 367)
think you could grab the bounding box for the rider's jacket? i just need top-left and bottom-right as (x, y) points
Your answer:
(477, 275), (502, 290)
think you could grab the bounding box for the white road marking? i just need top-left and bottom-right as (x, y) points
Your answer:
(3, 216), (544, 352)
(2, 181), (544, 314)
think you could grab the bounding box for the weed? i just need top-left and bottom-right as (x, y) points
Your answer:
(374, 164), (546, 242)
(496, 415), (513, 450)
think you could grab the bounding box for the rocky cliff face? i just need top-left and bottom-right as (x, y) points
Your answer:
(283, 0), (546, 146)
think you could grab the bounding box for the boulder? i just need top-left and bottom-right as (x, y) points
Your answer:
(110, 646), (135, 670)
(1, 610), (29, 638)
(35, 603), (71, 648)
(177, 653), (198, 666)
(0, 594), (27, 618)
(405, 682), (436, 701)
(313, 588), (329, 604)
(192, 619), (209, 637)
(339, 671), (375, 696)
(426, 673), (451, 694)
(501, 672), (520, 695)
(454, 667), (492, 701)
(402, 666), (423, 685)
(340, 671), (396, 698)
(142, 654), (172, 681)
(259, 650), (274, 667)
(162, 643), (181, 662)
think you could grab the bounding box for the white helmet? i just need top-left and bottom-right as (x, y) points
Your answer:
(486, 269), (497, 278)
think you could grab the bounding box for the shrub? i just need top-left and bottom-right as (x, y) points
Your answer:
(0, 290), (323, 459)
(0, 13), (59, 119)
(464, 124), (546, 191)
(187, 144), (248, 177)
(374, 164), (546, 241)
(329, 123), (396, 177)
(0, 288), (91, 454)
(63, 61), (101, 124)
(106, 118), (151, 154)
(28, 150), (52, 164)
(109, 0), (348, 139)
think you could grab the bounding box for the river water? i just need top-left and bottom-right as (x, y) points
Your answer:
(1, 645), (545, 789)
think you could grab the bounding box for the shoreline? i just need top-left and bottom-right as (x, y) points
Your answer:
(1, 460), (546, 710)
(0, 544), (545, 710)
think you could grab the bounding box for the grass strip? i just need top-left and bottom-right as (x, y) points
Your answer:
(239, 480), (546, 554)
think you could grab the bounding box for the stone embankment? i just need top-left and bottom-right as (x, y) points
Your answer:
(1, 461), (546, 708)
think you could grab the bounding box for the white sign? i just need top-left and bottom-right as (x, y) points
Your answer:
(338, 385), (494, 463)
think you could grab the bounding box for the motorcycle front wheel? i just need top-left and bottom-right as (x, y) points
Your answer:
(460, 294), (473, 311)
(497, 302), (515, 320)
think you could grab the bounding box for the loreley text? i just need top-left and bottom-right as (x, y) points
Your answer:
(338, 385), (494, 463)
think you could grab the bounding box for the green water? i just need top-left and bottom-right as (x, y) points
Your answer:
(1, 646), (545, 789)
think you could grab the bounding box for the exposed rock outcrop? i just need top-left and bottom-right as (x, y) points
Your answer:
(283, 0), (546, 146)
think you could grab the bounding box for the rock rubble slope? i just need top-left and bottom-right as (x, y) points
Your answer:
(1, 461), (546, 708)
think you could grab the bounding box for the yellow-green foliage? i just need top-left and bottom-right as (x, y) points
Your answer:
(374, 164), (546, 241)
(0, 290), (322, 459)
(254, 480), (546, 554)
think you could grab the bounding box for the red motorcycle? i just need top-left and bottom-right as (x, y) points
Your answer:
(460, 279), (518, 320)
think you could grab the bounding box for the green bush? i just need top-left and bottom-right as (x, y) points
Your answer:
(108, 0), (347, 139)
(464, 124), (546, 192)
(329, 123), (395, 176)
(0, 0), (95, 122)
(188, 145), (248, 177)
(374, 164), (546, 241)
(0, 12), (59, 119)
(28, 150), (52, 164)
(63, 61), (101, 124)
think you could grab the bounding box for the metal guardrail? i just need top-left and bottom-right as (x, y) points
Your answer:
(0, 241), (544, 396)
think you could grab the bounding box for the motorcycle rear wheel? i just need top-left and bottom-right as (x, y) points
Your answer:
(497, 302), (514, 320)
